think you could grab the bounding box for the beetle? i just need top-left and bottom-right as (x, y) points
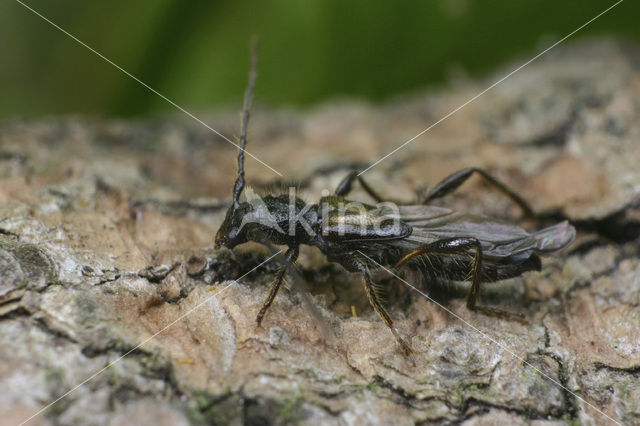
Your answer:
(214, 44), (576, 360)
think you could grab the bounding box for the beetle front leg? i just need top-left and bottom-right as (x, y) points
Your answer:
(395, 237), (525, 323)
(423, 167), (535, 218)
(256, 246), (299, 327)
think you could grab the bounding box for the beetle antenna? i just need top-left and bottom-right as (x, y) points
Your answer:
(233, 38), (259, 207)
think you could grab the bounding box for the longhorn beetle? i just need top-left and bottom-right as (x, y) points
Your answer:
(214, 42), (576, 360)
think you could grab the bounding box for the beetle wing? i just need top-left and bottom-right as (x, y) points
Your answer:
(391, 205), (575, 260)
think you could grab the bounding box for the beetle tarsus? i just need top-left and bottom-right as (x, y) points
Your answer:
(467, 305), (527, 324)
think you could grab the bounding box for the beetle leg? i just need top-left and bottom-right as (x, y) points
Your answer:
(335, 170), (385, 202)
(460, 241), (526, 323)
(395, 238), (526, 323)
(363, 270), (415, 363)
(423, 167), (535, 218)
(256, 246), (299, 327)
(338, 255), (414, 363)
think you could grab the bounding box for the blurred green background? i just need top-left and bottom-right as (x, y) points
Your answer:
(1, 0), (637, 120)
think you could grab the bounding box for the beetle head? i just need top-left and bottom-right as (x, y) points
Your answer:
(214, 202), (250, 249)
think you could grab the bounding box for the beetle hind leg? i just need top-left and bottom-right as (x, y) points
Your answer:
(463, 241), (526, 324)
(395, 238), (526, 323)
(465, 271), (526, 324)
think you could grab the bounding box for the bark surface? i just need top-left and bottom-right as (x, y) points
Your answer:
(1, 39), (639, 425)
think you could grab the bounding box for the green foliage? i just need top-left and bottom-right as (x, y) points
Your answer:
(2, 0), (638, 119)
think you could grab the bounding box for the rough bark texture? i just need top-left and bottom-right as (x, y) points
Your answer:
(1, 39), (640, 425)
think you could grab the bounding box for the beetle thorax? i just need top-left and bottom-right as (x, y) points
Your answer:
(239, 193), (318, 245)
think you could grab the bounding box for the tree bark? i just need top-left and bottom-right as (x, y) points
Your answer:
(1, 39), (639, 425)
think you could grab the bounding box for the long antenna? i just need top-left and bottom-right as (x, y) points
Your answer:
(233, 38), (259, 207)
